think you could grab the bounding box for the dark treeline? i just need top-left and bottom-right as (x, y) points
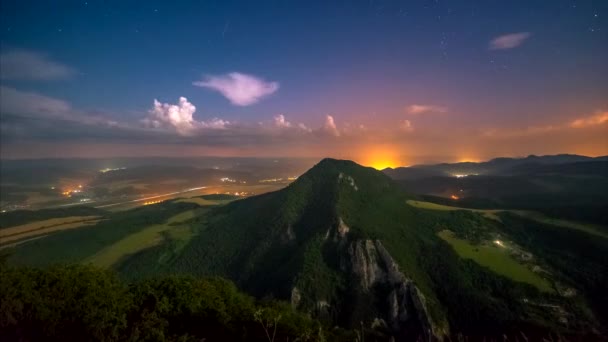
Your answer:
(0, 263), (356, 342)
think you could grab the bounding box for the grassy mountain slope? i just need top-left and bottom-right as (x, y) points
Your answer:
(120, 159), (599, 339)
(4, 159), (604, 339)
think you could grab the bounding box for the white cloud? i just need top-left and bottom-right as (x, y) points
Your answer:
(298, 123), (312, 132)
(401, 120), (414, 132)
(143, 97), (229, 135)
(200, 117), (230, 129)
(406, 104), (447, 115)
(570, 111), (608, 128)
(489, 32), (531, 50)
(274, 114), (292, 128)
(268, 114), (312, 132)
(193, 72), (279, 106)
(0, 49), (76, 80)
(324, 115), (340, 137)
(0, 86), (72, 117)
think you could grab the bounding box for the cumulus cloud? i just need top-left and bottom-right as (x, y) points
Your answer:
(267, 114), (312, 132)
(489, 32), (531, 50)
(193, 72), (279, 106)
(0, 49), (76, 80)
(406, 104), (447, 115)
(0, 86), (72, 117)
(273, 114), (292, 128)
(298, 123), (312, 132)
(570, 111), (608, 128)
(324, 115), (340, 137)
(143, 97), (229, 135)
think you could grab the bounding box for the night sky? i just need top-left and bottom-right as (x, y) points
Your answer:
(1, 0), (606, 168)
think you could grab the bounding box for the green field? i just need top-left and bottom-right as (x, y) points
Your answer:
(406, 200), (503, 221)
(175, 197), (222, 206)
(407, 200), (608, 238)
(438, 230), (553, 292)
(0, 216), (102, 244)
(86, 209), (202, 268)
(510, 210), (608, 239)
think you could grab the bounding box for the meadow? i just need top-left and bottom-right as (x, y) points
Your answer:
(86, 208), (204, 268)
(406, 200), (503, 221)
(407, 199), (607, 238)
(0, 216), (102, 245)
(437, 230), (553, 292)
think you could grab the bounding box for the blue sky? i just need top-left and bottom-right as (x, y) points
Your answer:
(0, 0), (606, 165)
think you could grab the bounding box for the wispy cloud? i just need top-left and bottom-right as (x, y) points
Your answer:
(143, 97), (230, 136)
(0, 49), (76, 80)
(0, 86), (72, 118)
(193, 72), (279, 106)
(482, 110), (608, 139)
(489, 32), (531, 50)
(570, 111), (608, 128)
(482, 125), (558, 138)
(406, 104), (447, 115)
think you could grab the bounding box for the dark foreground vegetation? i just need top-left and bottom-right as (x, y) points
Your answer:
(0, 263), (356, 342)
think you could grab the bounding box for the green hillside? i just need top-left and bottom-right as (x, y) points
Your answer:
(3, 159), (605, 340)
(112, 159), (603, 338)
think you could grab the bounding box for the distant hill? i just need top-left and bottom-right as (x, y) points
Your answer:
(383, 155), (608, 226)
(384, 154), (608, 179)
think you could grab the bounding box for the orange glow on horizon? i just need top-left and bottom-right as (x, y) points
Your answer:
(357, 146), (404, 170)
(457, 156), (481, 163)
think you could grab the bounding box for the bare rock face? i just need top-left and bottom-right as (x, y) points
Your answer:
(330, 217), (350, 242)
(337, 217), (350, 238)
(341, 239), (446, 341)
(291, 287), (301, 308)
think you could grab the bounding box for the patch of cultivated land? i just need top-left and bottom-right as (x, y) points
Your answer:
(438, 230), (553, 292)
(0, 216), (102, 244)
(175, 197), (222, 206)
(86, 209), (202, 267)
(406, 200), (503, 221)
(407, 200), (607, 238)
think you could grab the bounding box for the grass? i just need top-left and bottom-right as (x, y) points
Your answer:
(511, 210), (608, 239)
(167, 209), (202, 224)
(437, 230), (553, 292)
(0, 216), (101, 240)
(175, 197), (223, 206)
(0, 220), (102, 244)
(407, 200), (608, 239)
(86, 224), (169, 267)
(86, 209), (203, 268)
(406, 200), (503, 221)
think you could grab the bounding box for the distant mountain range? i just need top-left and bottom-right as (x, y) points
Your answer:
(384, 154), (608, 179)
